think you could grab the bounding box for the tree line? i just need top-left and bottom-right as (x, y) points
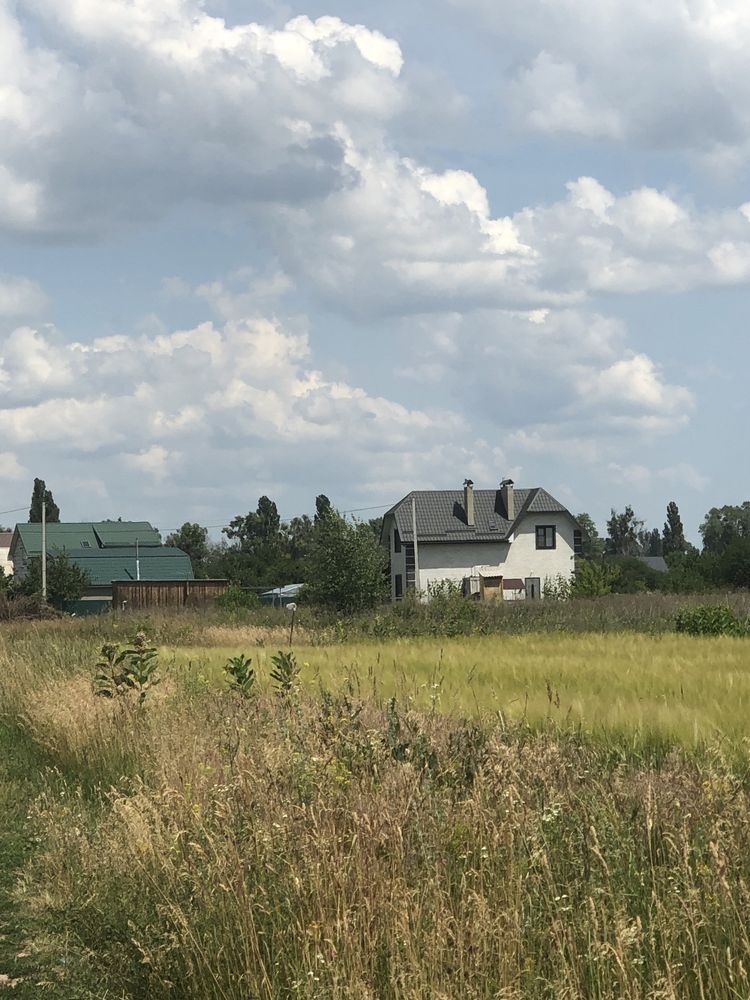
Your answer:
(574, 500), (750, 594)
(8, 478), (750, 607)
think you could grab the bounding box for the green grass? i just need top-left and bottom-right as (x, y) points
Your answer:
(169, 632), (750, 746)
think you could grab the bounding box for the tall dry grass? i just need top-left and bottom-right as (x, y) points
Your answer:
(2, 623), (749, 999)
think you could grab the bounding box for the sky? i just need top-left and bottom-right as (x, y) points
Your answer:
(1, 0), (749, 541)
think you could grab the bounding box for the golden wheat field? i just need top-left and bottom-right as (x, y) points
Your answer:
(169, 632), (750, 746)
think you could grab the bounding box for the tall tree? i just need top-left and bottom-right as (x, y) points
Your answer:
(575, 513), (605, 558)
(662, 501), (687, 556)
(28, 478), (60, 523)
(165, 523), (209, 573)
(700, 503), (750, 554)
(222, 496), (298, 588)
(605, 506), (644, 556)
(314, 494), (333, 524)
(306, 508), (387, 611)
(638, 527), (663, 557)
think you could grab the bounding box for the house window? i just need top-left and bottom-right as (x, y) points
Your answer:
(393, 528), (402, 553)
(81, 541), (91, 548)
(573, 529), (583, 556)
(395, 574), (403, 599)
(535, 525), (556, 550)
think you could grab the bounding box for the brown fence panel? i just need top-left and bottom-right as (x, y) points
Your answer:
(112, 580), (228, 610)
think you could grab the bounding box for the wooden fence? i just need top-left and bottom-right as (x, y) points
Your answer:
(112, 579), (229, 611)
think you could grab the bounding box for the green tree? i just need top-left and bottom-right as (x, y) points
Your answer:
(575, 513), (605, 558)
(28, 478), (60, 523)
(571, 559), (618, 597)
(305, 508), (388, 611)
(716, 537), (750, 588)
(22, 551), (90, 608)
(285, 515), (314, 562)
(662, 501), (687, 556)
(314, 494), (333, 524)
(165, 522), (209, 575)
(605, 506), (644, 556)
(700, 503), (750, 555)
(638, 527), (663, 557)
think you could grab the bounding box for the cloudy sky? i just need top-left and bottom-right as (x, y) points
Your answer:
(1, 0), (748, 539)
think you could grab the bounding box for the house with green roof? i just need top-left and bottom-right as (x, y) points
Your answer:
(9, 521), (193, 603)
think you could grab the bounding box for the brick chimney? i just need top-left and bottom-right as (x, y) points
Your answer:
(463, 479), (475, 527)
(500, 478), (515, 520)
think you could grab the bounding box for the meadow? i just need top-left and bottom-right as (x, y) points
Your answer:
(1, 604), (750, 997)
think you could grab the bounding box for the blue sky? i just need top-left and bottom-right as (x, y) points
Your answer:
(1, 0), (748, 542)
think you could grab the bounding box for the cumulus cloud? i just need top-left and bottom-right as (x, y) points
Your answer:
(0, 1), (404, 236)
(0, 314), (511, 517)
(457, 0), (750, 157)
(404, 307), (693, 439)
(0, 275), (48, 318)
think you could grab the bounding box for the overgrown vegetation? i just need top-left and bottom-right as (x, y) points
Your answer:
(1, 620), (750, 997)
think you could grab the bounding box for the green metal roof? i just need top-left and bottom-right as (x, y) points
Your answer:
(14, 523), (100, 556)
(92, 522), (161, 547)
(66, 547), (193, 586)
(12, 521), (161, 557)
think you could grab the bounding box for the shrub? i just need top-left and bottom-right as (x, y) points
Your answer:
(224, 653), (255, 697)
(674, 604), (745, 637)
(269, 649), (300, 696)
(543, 574), (572, 600)
(572, 559), (619, 597)
(215, 584), (260, 611)
(94, 632), (161, 706)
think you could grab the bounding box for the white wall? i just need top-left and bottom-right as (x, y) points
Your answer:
(0, 546), (12, 576)
(416, 513), (576, 597)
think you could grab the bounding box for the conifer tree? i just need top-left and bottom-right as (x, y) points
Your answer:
(28, 478), (60, 523)
(662, 501), (686, 556)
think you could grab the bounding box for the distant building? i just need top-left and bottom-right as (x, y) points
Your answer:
(381, 479), (582, 602)
(636, 555), (669, 573)
(261, 583), (303, 607)
(9, 521), (193, 605)
(0, 531), (12, 576)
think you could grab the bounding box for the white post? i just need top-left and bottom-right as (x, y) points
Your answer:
(41, 500), (47, 601)
(411, 495), (420, 596)
(135, 538), (140, 581)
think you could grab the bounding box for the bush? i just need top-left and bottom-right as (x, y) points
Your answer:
(0, 592), (54, 620)
(674, 604), (746, 637)
(215, 584), (260, 611)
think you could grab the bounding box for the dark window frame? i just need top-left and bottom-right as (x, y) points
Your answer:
(535, 525), (557, 550)
(393, 528), (402, 553)
(394, 574), (403, 599)
(573, 529), (583, 556)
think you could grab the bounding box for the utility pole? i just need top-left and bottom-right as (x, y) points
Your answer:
(411, 495), (420, 597)
(135, 538), (141, 581)
(41, 500), (47, 601)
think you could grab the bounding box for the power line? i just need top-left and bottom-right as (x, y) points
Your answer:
(0, 506), (27, 517)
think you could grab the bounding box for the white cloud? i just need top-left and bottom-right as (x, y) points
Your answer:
(0, 315), (508, 515)
(458, 0), (750, 158)
(0, 2), (404, 236)
(0, 450), (27, 481)
(0, 275), (48, 318)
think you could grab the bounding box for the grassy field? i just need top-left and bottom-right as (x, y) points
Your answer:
(170, 632), (750, 746)
(2, 615), (750, 997)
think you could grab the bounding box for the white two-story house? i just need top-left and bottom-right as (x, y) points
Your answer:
(381, 479), (582, 601)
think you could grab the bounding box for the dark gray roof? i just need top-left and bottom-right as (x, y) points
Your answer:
(384, 488), (572, 544)
(637, 555), (669, 573)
